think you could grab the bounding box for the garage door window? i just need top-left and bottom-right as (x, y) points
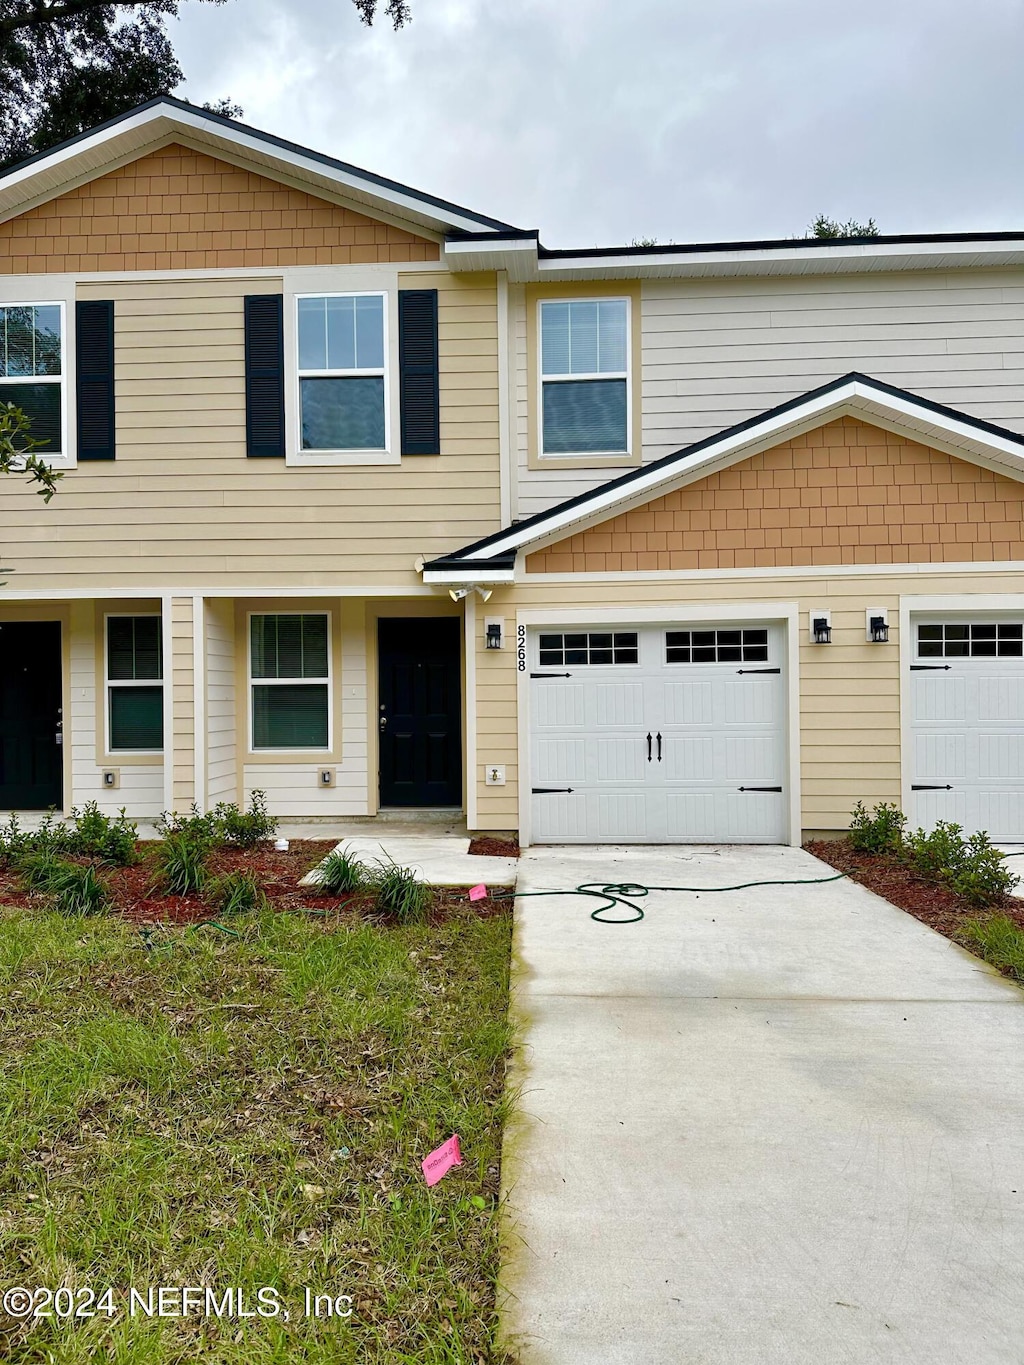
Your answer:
(538, 631), (638, 666)
(918, 623), (1024, 658)
(666, 628), (769, 663)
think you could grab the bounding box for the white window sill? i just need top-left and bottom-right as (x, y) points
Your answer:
(286, 448), (401, 468)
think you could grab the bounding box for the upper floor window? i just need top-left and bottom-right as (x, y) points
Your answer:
(297, 293), (386, 452)
(540, 298), (629, 456)
(0, 304), (63, 456)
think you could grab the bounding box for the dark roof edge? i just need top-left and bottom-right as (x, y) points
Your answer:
(421, 551), (517, 573)
(436, 372), (1024, 563)
(446, 228), (540, 244)
(0, 95), (520, 233)
(538, 229), (1024, 261)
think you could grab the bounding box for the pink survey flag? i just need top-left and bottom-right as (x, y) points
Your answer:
(422, 1135), (462, 1187)
(468, 884), (487, 902)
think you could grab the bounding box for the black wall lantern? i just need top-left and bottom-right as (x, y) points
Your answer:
(866, 608), (890, 643)
(485, 620), (504, 650)
(811, 610), (832, 644)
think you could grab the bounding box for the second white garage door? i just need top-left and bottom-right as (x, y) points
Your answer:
(528, 622), (788, 843)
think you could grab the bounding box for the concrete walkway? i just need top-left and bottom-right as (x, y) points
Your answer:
(500, 844), (1024, 1365)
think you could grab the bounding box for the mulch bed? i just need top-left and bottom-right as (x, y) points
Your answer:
(468, 835), (520, 858)
(807, 838), (1024, 937)
(1, 839), (513, 928)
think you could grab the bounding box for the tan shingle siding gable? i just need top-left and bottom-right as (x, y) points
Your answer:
(525, 416), (1024, 572)
(0, 143), (439, 273)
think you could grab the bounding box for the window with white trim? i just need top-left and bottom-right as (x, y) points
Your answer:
(106, 615), (163, 752)
(0, 304), (64, 456)
(666, 629), (769, 664)
(917, 622), (1024, 658)
(540, 298), (629, 455)
(538, 631), (639, 666)
(250, 613), (331, 750)
(297, 293), (386, 451)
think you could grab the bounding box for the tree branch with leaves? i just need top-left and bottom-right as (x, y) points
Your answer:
(0, 403), (62, 500)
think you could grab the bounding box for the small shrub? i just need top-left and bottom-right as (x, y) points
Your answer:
(371, 857), (432, 924)
(210, 791), (276, 847)
(906, 822), (1017, 906)
(0, 813), (30, 869)
(848, 800), (907, 855)
(153, 828), (210, 896)
(48, 863), (108, 916)
(317, 847), (370, 895)
(68, 802), (138, 866)
(207, 869), (267, 917)
(156, 805), (218, 843)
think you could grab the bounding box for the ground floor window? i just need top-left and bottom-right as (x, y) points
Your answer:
(250, 613), (330, 750)
(106, 615), (163, 752)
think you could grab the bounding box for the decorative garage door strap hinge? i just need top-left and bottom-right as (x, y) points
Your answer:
(910, 664), (951, 671)
(738, 786), (784, 793)
(736, 667), (781, 674)
(532, 787), (575, 794)
(530, 672), (573, 678)
(911, 783), (954, 790)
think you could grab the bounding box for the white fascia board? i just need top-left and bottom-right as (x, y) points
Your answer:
(444, 237), (539, 281)
(454, 380), (1024, 564)
(536, 238), (1024, 281)
(421, 567), (517, 585)
(0, 102), (503, 237)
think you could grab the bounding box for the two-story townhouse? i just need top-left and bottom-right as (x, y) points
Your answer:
(3, 96), (1024, 846)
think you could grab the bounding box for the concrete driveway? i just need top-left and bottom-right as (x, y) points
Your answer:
(499, 844), (1024, 1365)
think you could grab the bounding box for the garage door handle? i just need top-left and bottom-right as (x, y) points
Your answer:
(532, 787), (575, 794)
(738, 786), (783, 793)
(910, 665), (951, 671)
(911, 783), (953, 791)
(737, 667), (781, 674)
(647, 732), (652, 762)
(531, 672), (573, 678)
(656, 732), (662, 762)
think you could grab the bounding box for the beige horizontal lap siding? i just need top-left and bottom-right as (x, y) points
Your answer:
(515, 268), (1024, 519)
(472, 568), (1024, 836)
(0, 272), (500, 592)
(170, 596), (195, 809)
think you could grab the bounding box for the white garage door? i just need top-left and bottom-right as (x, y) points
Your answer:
(528, 623), (788, 843)
(910, 617), (1024, 840)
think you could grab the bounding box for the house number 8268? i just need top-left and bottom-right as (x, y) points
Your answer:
(517, 625), (526, 672)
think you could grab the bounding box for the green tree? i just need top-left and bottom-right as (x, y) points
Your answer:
(809, 214), (880, 239)
(0, 0), (411, 169)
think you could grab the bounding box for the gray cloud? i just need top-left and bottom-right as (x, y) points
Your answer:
(171, 0), (1024, 246)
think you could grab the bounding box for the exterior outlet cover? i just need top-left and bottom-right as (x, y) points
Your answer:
(485, 765), (506, 786)
(102, 769), (119, 790)
(319, 768), (334, 787)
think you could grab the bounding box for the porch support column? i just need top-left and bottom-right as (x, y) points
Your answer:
(164, 594), (200, 812)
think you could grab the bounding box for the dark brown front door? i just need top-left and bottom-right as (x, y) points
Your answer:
(0, 621), (63, 809)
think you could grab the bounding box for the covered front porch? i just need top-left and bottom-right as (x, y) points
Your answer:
(0, 592), (498, 828)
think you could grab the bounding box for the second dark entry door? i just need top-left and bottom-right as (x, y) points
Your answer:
(378, 617), (462, 807)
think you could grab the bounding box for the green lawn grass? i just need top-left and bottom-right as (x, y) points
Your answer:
(953, 913), (1024, 984)
(0, 904), (514, 1364)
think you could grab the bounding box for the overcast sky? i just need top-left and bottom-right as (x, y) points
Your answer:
(171, 0), (1024, 248)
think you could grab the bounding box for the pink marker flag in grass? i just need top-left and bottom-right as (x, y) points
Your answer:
(468, 884), (487, 902)
(422, 1135), (462, 1187)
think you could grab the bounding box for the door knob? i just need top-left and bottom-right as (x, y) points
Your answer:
(379, 715), (388, 732)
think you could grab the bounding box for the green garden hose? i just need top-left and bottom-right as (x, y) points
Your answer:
(497, 872), (850, 924)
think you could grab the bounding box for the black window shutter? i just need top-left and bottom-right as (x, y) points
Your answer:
(244, 294), (285, 457)
(76, 299), (115, 461)
(399, 289), (440, 455)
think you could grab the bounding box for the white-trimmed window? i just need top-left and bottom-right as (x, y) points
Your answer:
(297, 293), (387, 452)
(106, 615), (163, 753)
(250, 613), (331, 751)
(540, 298), (629, 456)
(0, 303), (65, 458)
